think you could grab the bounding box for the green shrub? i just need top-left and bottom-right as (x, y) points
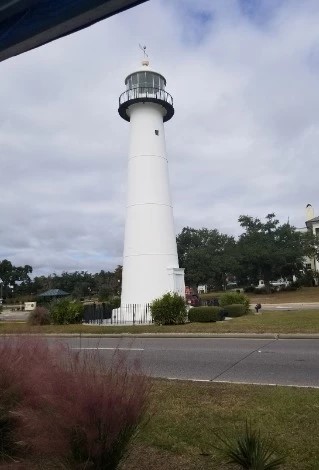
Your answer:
(28, 306), (51, 325)
(223, 304), (247, 318)
(215, 420), (285, 469)
(150, 292), (187, 325)
(107, 295), (121, 310)
(199, 293), (222, 301)
(254, 287), (277, 294)
(188, 306), (224, 322)
(50, 299), (84, 325)
(219, 292), (250, 313)
(281, 283), (299, 292)
(243, 285), (255, 293)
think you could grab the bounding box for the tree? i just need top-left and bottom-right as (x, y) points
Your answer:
(27, 266), (123, 298)
(236, 213), (318, 287)
(0, 259), (33, 298)
(177, 227), (238, 289)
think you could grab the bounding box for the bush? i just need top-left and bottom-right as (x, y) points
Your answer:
(223, 304), (247, 318)
(0, 338), (149, 468)
(50, 299), (84, 325)
(281, 283), (299, 292)
(106, 295), (121, 310)
(188, 306), (224, 322)
(219, 292), (250, 313)
(28, 306), (51, 325)
(199, 293), (222, 301)
(150, 292), (187, 325)
(244, 286), (255, 293)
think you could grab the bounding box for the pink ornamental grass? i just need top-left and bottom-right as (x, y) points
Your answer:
(0, 338), (150, 469)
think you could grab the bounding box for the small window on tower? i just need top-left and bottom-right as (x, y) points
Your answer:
(155, 130), (159, 136)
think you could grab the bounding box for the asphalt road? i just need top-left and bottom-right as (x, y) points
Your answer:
(53, 337), (319, 388)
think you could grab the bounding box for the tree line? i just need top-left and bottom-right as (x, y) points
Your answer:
(177, 213), (319, 290)
(0, 262), (122, 301)
(1, 213), (318, 300)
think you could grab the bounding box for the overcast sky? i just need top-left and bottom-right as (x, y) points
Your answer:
(1, 0), (319, 275)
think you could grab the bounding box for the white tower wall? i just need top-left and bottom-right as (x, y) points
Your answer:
(121, 102), (182, 306)
(117, 61), (185, 323)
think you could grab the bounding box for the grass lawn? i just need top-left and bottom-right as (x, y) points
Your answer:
(0, 309), (318, 334)
(200, 286), (319, 304)
(121, 379), (319, 470)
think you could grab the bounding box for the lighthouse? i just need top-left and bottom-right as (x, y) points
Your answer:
(118, 56), (185, 321)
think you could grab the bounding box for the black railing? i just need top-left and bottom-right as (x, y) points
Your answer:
(119, 87), (173, 107)
(82, 302), (153, 325)
(83, 303), (112, 325)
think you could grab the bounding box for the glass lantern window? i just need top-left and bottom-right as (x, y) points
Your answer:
(131, 74), (138, 87)
(154, 75), (160, 89)
(137, 72), (153, 88)
(126, 72), (166, 90)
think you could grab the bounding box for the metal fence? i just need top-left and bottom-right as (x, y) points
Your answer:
(83, 303), (112, 325)
(83, 303), (152, 325)
(112, 304), (152, 325)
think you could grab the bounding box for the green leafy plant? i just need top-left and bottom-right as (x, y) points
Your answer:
(222, 304), (247, 318)
(106, 295), (121, 310)
(215, 420), (285, 469)
(188, 306), (224, 322)
(150, 292), (187, 325)
(50, 299), (84, 325)
(219, 292), (250, 313)
(28, 306), (51, 325)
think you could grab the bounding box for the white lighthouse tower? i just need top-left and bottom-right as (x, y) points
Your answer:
(118, 56), (185, 322)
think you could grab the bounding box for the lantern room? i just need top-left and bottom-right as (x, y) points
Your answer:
(118, 60), (174, 123)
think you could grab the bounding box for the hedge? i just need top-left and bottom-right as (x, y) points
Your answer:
(219, 292), (250, 313)
(188, 306), (224, 323)
(223, 304), (247, 318)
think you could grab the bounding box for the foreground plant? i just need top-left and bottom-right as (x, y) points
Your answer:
(215, 420), (285, 469)
(0, 338), (150, 468)
(150, 292), (187, 325)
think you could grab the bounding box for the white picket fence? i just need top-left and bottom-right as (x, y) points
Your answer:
(112, 303), (152, 325)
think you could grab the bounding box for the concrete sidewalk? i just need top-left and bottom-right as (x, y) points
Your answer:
(250, 302), (319, 310)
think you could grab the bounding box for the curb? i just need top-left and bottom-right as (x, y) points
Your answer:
(0, 333), (319, 339)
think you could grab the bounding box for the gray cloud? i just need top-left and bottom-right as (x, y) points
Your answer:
(0, 0), (318, 274)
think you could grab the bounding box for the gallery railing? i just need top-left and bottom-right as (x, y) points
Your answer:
(119, 87), (173, 107)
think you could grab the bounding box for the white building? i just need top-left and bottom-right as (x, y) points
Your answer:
(297, 204), (319, 281)
(197, 284), (208, 294)
(117, 58), (185, 323)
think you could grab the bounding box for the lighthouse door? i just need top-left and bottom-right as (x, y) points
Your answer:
(167, 267), (185, 298)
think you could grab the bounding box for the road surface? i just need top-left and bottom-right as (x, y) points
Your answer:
(53, 337), (319, 388)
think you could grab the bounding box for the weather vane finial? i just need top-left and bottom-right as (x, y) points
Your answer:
(139, 44), (148, 58)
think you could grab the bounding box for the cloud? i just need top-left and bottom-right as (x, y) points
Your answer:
(0, 0), (319, 274)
